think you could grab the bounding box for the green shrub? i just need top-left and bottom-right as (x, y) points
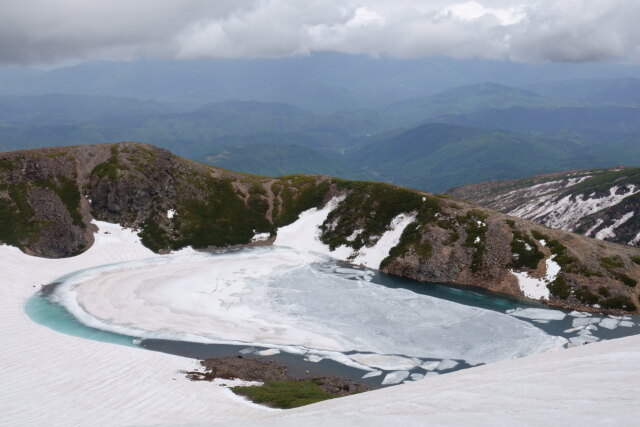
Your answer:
(232, 381), (335, 409)
(600, 256), (625, 269)
(530, 230), (547, 241)
(546, 239), (577, 267)
(574, 287), (600, 305)
(173, 179), (272, 249)
(616, 273), (637, 288)
(547, 276), (571, 299)
(321, 181), (427, 251)
(600, 296), (637, 312)
(91, 146), (119, 180)
(598, 286), (611, 297)
(381, 222), (431, 268)
(139, 219), (169, 252)
(509, 230), (545, 270)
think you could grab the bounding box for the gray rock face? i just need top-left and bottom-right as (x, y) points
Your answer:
(28, 186), (86, 257)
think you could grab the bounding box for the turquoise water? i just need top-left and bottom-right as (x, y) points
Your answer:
(24, 293), (138, 347)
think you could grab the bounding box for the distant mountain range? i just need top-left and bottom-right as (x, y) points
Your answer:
(1, 77), (640, 193)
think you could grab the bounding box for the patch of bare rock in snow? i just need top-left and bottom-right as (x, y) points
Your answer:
(509, 184), (638, 231)
(492, 176), (591, 209)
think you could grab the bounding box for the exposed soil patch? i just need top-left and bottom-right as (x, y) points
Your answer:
(186, 355), (369, 407)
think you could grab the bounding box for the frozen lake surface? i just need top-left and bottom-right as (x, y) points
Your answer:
(28, 244), (639, 384)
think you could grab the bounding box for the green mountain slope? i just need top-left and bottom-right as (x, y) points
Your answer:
(347, 123), (613, 192)
(430, 105), (640, 140)
(524, 77), (640, 105)
(202, 143), (355, 178)
(385, 82), (554, 125)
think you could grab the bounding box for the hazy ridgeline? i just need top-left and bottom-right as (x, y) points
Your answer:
(1, 54), (640, 192)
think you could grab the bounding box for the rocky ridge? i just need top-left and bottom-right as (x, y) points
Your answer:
(446, 167), (640, 247)
(2, 143), (640, 313)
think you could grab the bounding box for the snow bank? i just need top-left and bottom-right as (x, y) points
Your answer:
(275, 196), (416, 269)
(350, 213), (416, 268)
(255, 335), (640, 426)
(510, 255), (561, 300)
(0, 221), (271, 426)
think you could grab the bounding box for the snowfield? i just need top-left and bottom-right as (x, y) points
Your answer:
(1, 203), (640, 425)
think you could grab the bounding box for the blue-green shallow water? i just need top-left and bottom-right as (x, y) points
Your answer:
(24, 294), (138, 347)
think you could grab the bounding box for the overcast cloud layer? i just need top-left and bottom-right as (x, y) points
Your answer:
(2, 0), (640, 65)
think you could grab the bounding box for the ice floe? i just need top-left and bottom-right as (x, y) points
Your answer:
(436, 359), (459, 371)
(362, 370), (383, 379)
(382, 371), (410, 385)
(257, 348), (280, 356)
(348, 354), (421, 371)
(507, 308), (566, 321)
(420, 361), (441, 371)
(598, 318), (620, 330)
(572, 317), (600, 328)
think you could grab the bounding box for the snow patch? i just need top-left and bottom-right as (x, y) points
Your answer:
(346, 229), (363, 242)
(166, 209), (176, 219)
(585, 219), (604, 238)
(350, 213), (416, 269)
(510, 255), (561, 300)
(250, 232), (271, 243)
(629, 232), (640, 246)
(595, 211), (634, 240)
(274, 195), (346, 256)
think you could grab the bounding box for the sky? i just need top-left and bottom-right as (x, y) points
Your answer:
(1, 0), (639, 66)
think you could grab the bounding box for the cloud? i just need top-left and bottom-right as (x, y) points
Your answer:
(1, 0), (640, 65)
